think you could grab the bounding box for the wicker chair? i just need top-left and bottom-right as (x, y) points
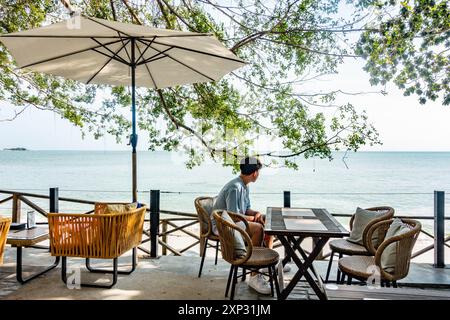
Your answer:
(48, 206), (146, 288)
(213, 209), (280, 300)
(0, 217), (11, 265)
(338, 218), (421, 287)
(325, 206), (394, 283)
(194, 196), (220, 277)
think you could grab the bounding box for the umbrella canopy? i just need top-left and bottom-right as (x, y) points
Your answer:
(0, 15), (245, 201)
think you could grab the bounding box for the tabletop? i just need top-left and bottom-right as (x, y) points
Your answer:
(265, 207), (349, 238)
(7, 226), (49, 246)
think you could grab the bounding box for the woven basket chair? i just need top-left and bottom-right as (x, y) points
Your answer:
(338, 218), (421, 287)
(325, 206), (394, 283)
(195, 196), (220, 277)
(213, 210), (280, 300)
(48, 206), (146, 288)
(0, 217), (11, 265)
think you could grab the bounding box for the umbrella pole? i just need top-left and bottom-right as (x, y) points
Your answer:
(131, 38), (138, 202)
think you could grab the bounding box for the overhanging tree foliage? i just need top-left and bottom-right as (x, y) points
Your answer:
(0, 0), (448, 169)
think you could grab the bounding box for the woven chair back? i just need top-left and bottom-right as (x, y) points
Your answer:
(194, 197), (215, 238)
(374, 218), (421, 281)
(213, 210), (252, 266)
(48, 207), (146, 259)
(0, 217), (11, 265)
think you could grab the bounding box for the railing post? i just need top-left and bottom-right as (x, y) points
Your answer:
(49, 187), (59, 213)
(162, 220), (167, 256)
(283, 191), (291, 263)
(283, 191), (291, 208)
(12, 193), (21, 223)
(434, 191), (445, 268)
(150, 190), (160, 258)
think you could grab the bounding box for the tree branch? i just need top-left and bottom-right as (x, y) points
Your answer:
(110, 0), (117, 21)
(158, 0), (201, 32)
(121, 0), (142, 24)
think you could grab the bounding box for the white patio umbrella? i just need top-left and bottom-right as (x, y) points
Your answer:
(0, 15), (245, 201)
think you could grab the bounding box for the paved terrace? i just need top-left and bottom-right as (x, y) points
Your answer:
(1, 246), (450, 300)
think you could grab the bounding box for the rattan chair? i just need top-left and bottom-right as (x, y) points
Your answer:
(325, 206), (394, 283)
(338, 218), (421, 287)
(48, 206), (146, 288)
(213, 209), (280, 300)
(0, 217), (11, 265)
(195, 196), (220, 277)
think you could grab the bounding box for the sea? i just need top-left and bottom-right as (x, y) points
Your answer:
(0, 150), (449, 233)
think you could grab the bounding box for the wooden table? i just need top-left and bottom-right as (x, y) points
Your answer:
(265, 207), (349, 300)
(7, 227), (60, 284)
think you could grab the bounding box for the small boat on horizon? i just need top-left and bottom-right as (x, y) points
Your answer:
(3, 147), (28, 151)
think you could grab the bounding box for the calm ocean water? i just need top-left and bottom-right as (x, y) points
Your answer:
(0, 150), (449, 232)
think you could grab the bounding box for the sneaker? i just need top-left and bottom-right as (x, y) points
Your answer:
(248, 274), (271, 295)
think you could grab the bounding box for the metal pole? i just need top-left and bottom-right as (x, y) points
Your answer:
(150, 190), (160, 258)
(131, 38), (138, 202)
(284, 191), (291, 208)
(49, 187), (59, 213)
(434, 191), (445, 268)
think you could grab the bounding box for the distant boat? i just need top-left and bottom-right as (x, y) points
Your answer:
(3, 147), (28, 151)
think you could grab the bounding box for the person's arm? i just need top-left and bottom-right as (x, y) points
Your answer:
(245, 208), (264, 224)
(225, 188), (240, 214)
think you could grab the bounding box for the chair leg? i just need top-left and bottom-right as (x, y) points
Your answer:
(385, 281), (391, 288)
(86, 248), (137, 275)
(225, 265), (234, 297)
(336, 253), (343, 283)
(268, 266), (275, 297)
(340, 271), (346, 284)
(392, 280), (398, 288)
(62, 256), (118, 289)
(325, 250), (335, 283)
(346, 275), (352, 285)
(242, 268), (246, 282)
(230, 265), (239, 300)
(198, 238), (208, 278)
(214, 241), (219, 265)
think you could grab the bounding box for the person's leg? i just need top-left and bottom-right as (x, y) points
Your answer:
(248, 222), (264, 247)
(246, 221), (271, 294)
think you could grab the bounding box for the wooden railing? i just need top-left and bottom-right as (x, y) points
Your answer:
(0, 188), (448, 266)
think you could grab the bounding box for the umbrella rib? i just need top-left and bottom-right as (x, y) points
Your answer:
(86, 39), (131, 84)
(146, 39), (246, 64)
(136, 36), (156, 65)
(18, 39), (123, 69)
(136, 48), (172, 66)
(90, 37), (129, 65)
(90, 48), (130, 66)
(84, 16), (132, 38)
(117, 32), (132, 62)
(135, 44), (158, 89)
(137, 39), (215, 82)
(0, 35), (127, 39)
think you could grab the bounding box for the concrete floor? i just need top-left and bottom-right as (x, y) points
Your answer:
(1, 245), (449, 300)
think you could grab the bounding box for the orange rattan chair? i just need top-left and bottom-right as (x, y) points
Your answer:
(338, 218), (421, 287)
(325, 206), (394, 283)
(213, 210), (280, 300)
(48, 206), (146, 288)
(194, 196), (220, 277)
(0, 217), (11, 265)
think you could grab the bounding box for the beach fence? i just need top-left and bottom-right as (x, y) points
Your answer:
(0, 188), (448, 268)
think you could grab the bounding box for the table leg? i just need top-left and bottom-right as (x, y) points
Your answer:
(278, 235), (329, 300)
(16, 246), (60, 284)
(294, 237), (329, 300)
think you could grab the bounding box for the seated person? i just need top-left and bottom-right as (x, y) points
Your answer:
(211, 156), (272, 294)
